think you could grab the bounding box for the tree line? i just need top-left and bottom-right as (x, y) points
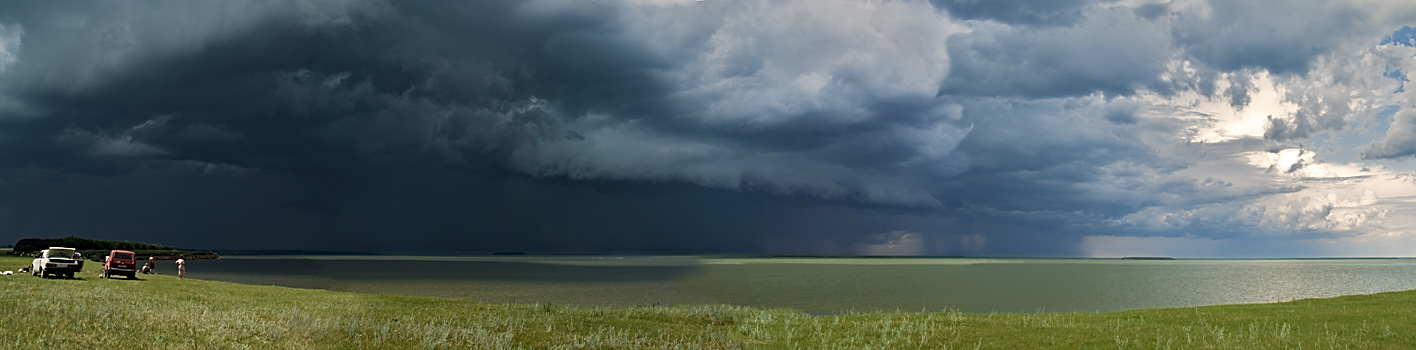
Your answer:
(11, 236), (177, 253)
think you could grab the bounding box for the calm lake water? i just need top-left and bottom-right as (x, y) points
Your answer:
(183, 256), (1416, 313)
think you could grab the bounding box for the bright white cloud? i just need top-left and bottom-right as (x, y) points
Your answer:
(1070, 19), (1416, 254)
(1183, 72), (1299, 143)
(1112, 147), (1405, 240)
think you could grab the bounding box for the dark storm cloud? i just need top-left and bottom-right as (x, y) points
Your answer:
(0, 0), (1412, 256)
(938, 97), (1233, 221)
(930, 0), (1114, 26)
(0, 0), (980, 252)
(938, 6), (1174, 98)
(1173, 0), (1369, 74)
(0, 0), (967, 200)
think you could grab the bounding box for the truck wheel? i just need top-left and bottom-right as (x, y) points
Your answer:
(64, 272), (73, 279)
(127, 273), (136, 280)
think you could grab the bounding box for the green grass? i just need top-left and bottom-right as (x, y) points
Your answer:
(2, 255), (1413, 349)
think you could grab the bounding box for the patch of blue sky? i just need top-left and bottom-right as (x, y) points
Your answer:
(1384, 66), (1406, 93)
(1381, 26), (1416, 46)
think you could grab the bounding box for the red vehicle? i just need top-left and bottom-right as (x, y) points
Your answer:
(102, 250), (138, 279)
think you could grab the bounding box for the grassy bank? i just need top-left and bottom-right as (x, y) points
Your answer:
(1, 255), (1413, 349)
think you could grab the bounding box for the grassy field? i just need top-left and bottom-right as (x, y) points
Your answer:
(2, 255), (1413, 349)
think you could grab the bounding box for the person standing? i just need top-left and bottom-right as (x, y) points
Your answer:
(175, 255), (186, 280)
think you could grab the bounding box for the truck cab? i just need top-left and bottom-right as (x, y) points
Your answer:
(31, 247), (83, 279)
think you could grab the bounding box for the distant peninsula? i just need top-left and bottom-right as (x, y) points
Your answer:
(8, 236), (218, 260)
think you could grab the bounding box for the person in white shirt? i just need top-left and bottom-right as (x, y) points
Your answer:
(175, 255), (186, 280)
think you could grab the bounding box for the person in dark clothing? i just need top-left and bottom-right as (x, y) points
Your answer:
(141, 256), (156, 274)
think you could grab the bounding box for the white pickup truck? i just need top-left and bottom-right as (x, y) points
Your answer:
(32, 247), (83, 279)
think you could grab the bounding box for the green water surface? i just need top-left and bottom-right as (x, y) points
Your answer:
(182, 256), (1416, 313)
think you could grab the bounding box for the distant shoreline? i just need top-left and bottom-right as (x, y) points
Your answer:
(8, 236), (218, 260)
(207, 249), (378, 256)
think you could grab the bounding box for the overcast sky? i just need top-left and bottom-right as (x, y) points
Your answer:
(1, 0), (1415, 257)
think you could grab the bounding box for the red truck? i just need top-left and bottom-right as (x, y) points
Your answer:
(102, 250), (138, 279)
